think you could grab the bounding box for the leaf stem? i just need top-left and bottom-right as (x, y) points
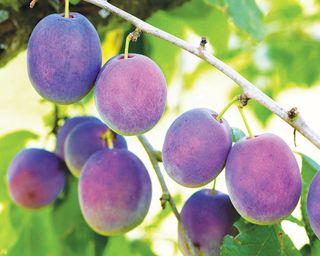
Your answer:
(216, 96), (239, 121)
(137, 135), (196, 256)
(238, 106), (253, 139)
(65, 0), (70, 18)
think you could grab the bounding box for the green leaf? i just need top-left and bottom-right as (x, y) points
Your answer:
(0, 10), (9, 23)
(226, 0), (264, 40)
(52, 177), (107, 256)
(232, 127), (246, 142)
(69, 0), (81, 4)
(0, 0), (19, 10)
(298, 153), (320, 242)
(221, 219), (301, 256)
(103, 236), (155, 256)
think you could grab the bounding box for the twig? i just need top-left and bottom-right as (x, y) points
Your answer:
(137, 135), (196, 256)
(83, 0), (320, 150)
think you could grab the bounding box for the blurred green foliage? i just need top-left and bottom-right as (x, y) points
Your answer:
(1, 0), (320, 255)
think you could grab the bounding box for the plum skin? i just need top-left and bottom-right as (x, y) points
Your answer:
(55, 116), (101, 160)
(179, 189), (239, 256)
(27, 12), (102, 104)
(94, 54), (167, 135)
(162, 108), (232, 188)
(307, 171), (320, 239)
(78, 149), (152, 236)
(65, 121), (127, 177)
(7, 148), (66, 209)
(225, 133), (302, 225)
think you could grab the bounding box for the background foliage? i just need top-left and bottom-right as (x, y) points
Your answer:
(1, 0), (320, 255)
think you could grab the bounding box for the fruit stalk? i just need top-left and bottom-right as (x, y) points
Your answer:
(65, 0), (70, 18)
(216, 96), (239, 121)
(137, 135), (196, 256)
(238, 106), (253, 139)
(124, 34), (131, 59)
(83, 0), (320, 150)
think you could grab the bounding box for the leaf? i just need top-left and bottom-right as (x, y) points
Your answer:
(232, 127), (246, 142)
(221, 219), (301, 256)
(52, 177), (107, 256)
(69, 0), (81, 4)
(0, 10), (9, 23)
(0, 0), (19, 10)
(226, 0), (264, 40)
(298, 153), (320, 243)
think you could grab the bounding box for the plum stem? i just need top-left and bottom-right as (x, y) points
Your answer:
(211, 178), (217, 194)
(216, 96), (239, 121)
(65, 0), (70, 18)
(124, 34), (131, 59)
(238, 106), (254, 139)
(137, 135), (196, 256)
(102, 130), (114, 149)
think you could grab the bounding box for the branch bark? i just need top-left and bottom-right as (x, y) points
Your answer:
(84, 0), (320, 150)
(137, 135), (196, 256)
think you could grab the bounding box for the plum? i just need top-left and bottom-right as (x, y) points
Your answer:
(162, 108), (232, 187)
(7, 148), (66, 209)
(225, 133), (302, 224)
(94, 54), (167, 135)
(65, 121), (127, 177)
(307, 171), (320, 239)
(179, 189), (239, 256)
(27, 13), (102, 104)
(79, 149), (152, 235)
(55, 116), (101, 160)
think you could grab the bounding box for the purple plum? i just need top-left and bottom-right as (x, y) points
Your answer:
(94, 53), (167, 135)
(65, 121), (127, 177)
(307, 171), (320, 239)
(7, 148), (66, 209)
(225, 133), (302, 224)
(55, 116), (101, 160)
(79, 149), (152, 235)
(179, 189), (239, 256)
(162, 108), (232, 187)
(27, 13), (102, 104)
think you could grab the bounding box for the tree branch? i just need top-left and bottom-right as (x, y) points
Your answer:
(137, 135), (196, 256)
(84, 0), (320, 150)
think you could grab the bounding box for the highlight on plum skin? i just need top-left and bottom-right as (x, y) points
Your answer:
(162, 108), (232, 188)
(94, 53), (167, 135)
(78, 149), (152, 236)
(27, 12), (102, 104)
(179, 189), (239, 256)
(7, 148), (66, 209)
(307, 171), (320, 239)
(64, 121), (127, 178)
(55, 116), (101, 160)
(225, 133), (302, 225)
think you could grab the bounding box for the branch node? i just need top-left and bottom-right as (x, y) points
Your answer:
(200, 37), (207, 49)
(288, 107), (299, 120)
(154, 150), (163, 162)
(160, 194), (170, 209)
(129, 28), (142, 42)
(29, 0), (38, 8)
(238, 93), (250, 108)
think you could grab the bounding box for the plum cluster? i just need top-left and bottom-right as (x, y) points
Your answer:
(27, 14), (167, 136)
(6, 9), (320, 256)
(162, 108), (302, 255)
(7, 115), (152, 235)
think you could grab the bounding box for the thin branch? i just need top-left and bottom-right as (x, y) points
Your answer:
(83, 0), (320, 150)
(137, 135), (196, 256)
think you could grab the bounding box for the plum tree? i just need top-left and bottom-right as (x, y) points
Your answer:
(162, 108), (232, 187)
(7, 148), (66, 209)
(94, 54), (167, 135)
(65, 121), (127, 177)
(179, 189), (239, 256)
(27, 13), (102, 104)
(55, 116), (101, 160)
(225, 133), (302, 224)
(307, 171), (320, 239)
(78, 149), (152, 236)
